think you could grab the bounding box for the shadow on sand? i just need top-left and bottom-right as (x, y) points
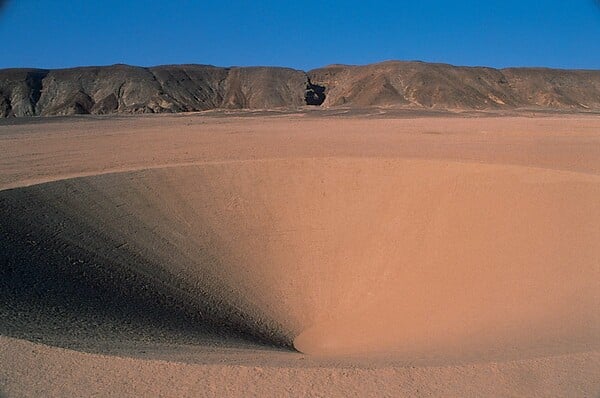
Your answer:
(0, 182), (292, 356)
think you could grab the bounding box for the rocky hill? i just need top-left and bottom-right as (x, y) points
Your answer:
(1, 61), (599, 117)
(309, 61), (600, 110)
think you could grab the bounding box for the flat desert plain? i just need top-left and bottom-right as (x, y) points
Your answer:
(0, 110), (599, 397)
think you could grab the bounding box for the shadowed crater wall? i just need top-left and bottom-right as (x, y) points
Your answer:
(0, 170), (294, 351)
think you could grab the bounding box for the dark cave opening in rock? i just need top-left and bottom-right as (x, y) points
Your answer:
(305, 82), (326, 105)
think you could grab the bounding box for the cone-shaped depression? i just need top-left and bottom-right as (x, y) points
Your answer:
(1, 158), (598, 358)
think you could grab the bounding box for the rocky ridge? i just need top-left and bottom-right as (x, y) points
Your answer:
(1, 61), (599, 117)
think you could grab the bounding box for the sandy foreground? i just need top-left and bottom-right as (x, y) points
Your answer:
(0, 111), (599, 397)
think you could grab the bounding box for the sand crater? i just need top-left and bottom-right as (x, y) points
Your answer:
(1, 158), (598, 359)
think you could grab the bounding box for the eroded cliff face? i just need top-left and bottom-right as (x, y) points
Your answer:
(1, 61), (599, 117)
(0, 64), (315, 117)
(0, 69), (48, 117)
(307, 61), (600, 110)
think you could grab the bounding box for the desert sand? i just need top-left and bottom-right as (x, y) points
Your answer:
(1, 110), (599, 397)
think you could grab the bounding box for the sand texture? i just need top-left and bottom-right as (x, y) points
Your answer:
(0, 111), (599, 397)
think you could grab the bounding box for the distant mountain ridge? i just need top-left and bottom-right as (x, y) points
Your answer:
(1, 61), (599, 117)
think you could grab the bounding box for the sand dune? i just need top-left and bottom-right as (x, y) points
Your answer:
(1, 113), (599, 396)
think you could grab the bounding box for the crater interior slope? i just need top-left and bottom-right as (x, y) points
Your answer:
(1, 112), (599, 397)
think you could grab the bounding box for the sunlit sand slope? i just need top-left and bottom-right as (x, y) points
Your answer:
(2, 158), (598, 359)
(1, 336), (599, 398)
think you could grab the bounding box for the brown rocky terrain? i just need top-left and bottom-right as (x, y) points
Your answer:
(1, 61), (599, 117)
(0, 64), (317, 117)
(308, 61), (600, 110)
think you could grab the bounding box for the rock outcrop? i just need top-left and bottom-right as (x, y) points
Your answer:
(0, 64), (311, 117)
(308, 61), (600, 110)
(1, 61), (599, 117)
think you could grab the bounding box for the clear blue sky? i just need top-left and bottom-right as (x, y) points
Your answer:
(1, 0), (599, 70)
